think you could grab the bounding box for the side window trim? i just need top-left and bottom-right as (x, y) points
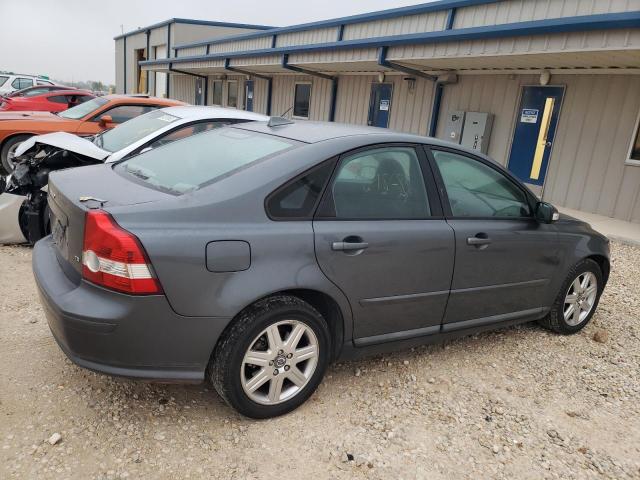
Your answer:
(424, 145), (536, 220)
(265, 157), (339, 221)
(316, 143), (442, 220)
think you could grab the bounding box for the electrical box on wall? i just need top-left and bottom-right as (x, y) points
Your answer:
(461, 112), (494, 154)
(443, 110), (465, 144)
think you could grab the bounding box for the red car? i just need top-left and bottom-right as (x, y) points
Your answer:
(0, 90), (95, 113)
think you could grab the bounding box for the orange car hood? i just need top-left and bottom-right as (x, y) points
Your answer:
(0, 111), (68, 122)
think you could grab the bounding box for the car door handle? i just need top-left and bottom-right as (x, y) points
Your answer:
(467, 234), (491, 247)
(332, 238), (369, 251)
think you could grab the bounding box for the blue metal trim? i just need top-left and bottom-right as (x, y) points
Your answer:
(114, 18), (275, 40)
(271, 35), (277, 48)
(141, 12), (640, 67)
(224, 59), (272, 81)
(445, 8), (457, 30)
(428, 83), (443, 137)
(377, 46), (438, 81)
(337, 24), (344, 41)
(329, 78), (338, 122)
(173, 0), (498, 49)
(281, 54), (336, 81)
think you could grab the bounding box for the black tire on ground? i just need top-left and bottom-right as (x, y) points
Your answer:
(538, 258), (603, 334)
(208, 295), (331, 419)
(0, 134), (32, 175)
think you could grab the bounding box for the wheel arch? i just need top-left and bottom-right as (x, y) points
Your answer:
(585, 254), (610, 286)
(210, 288), (346, 365)
(0, 132), (36, 150)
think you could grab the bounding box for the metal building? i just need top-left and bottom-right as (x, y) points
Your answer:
(116, 0), (640, 223)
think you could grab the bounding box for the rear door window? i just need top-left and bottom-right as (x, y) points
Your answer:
(0, 76), (8, 87)
(12, 78), (33, 90)
(117, 128), (298, 194)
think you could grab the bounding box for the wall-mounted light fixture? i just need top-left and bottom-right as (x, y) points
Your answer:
(377, 72), (385, 83)
(540, 70), (551, 86)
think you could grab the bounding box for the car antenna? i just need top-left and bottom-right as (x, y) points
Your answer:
(279, 106), (293, 117)
(267, 117), (295, 127)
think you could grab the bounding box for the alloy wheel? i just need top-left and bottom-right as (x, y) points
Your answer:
(241, 320), (319, 405)
(563, 271), (598, 326)
(6, 142), (21, 172)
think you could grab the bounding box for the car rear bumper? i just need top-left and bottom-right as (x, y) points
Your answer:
(33, 237), (231, 382)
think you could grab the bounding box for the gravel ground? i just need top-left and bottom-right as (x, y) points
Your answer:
(0, 242), (639, 480)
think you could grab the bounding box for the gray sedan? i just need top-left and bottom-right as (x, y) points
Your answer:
(33, 120), (609, 418)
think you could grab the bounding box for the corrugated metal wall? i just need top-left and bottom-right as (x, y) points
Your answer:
(170, 75), (196, 104)
(179, 46), (207, 57)
(115, 38), (125, 93)
(436, 73), (640, 222)
(209, 36), (272, 54)
(342, 10), (449, 40)
(454, 0), (640, 28)
(543, 74), (640, 222)
(271, 75), (333, 120)
(276, 27), (338, 47)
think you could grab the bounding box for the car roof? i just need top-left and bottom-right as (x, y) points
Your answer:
(232, 120), (499, 163)
(157, 105), (269, 121)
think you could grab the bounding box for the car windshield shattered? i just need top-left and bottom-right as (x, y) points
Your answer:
(58, 97), (108, 119)
(96, 110), (180, 152)
(116, 127), (297, 194)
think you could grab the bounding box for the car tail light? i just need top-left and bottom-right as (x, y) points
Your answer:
(82, 210), (162, 295)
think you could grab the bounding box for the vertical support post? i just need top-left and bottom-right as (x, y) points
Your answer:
(123, 36), (127, 93)
(266, 77), (273, 116)
(166, 23), (171, 97)
(429, 83), (443, 137)
(145, 30), (150, 93)
(329, 77), (338, 122)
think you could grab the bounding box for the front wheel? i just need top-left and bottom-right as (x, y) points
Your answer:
(539, 259), (603, 334)
(1, 134), (32, 175)
(209, 295), (331, 418)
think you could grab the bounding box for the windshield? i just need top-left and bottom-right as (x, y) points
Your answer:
(98, 110), (180, 152)
(116, 127), (297, 194)
(58, 96), (108, 119)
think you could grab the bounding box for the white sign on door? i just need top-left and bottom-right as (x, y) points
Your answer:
(520, 109), (539, 123)
(379, 99), (390, 111)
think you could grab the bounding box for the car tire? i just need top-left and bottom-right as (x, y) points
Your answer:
(538, 258), (603, 334)
(1, 134), (32, 175)
(209, 295), (331, 419)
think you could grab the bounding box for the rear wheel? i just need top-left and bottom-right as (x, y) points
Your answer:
(209, 295), (330, 418)
(538, 259), (603, 334)
(1, 134), (32, 175)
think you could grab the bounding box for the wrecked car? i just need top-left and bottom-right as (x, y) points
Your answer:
(0, 106), (269, 243)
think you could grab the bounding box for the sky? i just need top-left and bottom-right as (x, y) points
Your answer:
(0, 0), (426, 85)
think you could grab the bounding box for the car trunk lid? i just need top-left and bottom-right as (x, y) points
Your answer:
(47, 164), (170, 278)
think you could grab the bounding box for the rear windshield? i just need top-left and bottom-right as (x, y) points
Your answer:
(0, 76), (8, 87)
(97, 110), (180, 153)
(116, 127), (298, 194)
(59, 96), (108, 119)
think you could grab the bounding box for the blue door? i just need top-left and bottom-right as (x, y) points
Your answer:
(507, 86), (564, 187)
(368, 83), (393, 128)
(245, 80), (254, 112)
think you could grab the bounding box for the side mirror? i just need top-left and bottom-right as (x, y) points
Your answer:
(98, 114), (113, 129)
(535, 201), (560, 224)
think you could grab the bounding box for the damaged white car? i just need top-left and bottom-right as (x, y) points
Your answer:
(0, 106), (268, 244)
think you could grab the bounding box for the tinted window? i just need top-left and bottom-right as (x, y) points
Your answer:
(212, 81), (223, 105)
(148, 120), (229, 149)
(12, 78), (33, 90)
(293, 83), (311, 118)
(330, 146), (430, 219)
(59, 96), (108, 119)
(630, 116), (640, 162)
(102, 105), (158, 124)
(23, 88), (51, 97)
(117, 128), (297, 194)
(267, 161), (334, 219)
(227, 81), (238, 108)
(432, 150), (531, 218)
(48, 95), (68, 104)
(0, 76), (8, 87)
(98, 110), (180, 152)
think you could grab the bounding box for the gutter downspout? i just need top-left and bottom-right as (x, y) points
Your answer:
(281, 54), (337, 122)
(224, 58), (273, 115)
(429, 8), (457, 137)
(123, 36), (127, 93)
